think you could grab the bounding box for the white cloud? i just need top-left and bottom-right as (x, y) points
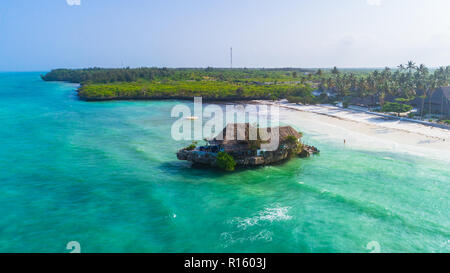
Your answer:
(366, 0), (382, 6)
(66, 0), (81, 6)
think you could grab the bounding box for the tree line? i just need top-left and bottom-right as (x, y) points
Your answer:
(317, 62), (450, 116)
(41, 67), (314, 84)
(41, 63), (450, 117)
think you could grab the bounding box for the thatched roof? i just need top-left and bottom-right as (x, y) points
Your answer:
(212, 123), (257, 143)
(210, 123), (302, 145)
(276, 126), (303, 140)
(429, 87), (450, 104)
(410, 86), (450, 115)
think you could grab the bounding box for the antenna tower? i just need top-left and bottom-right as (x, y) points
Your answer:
(230, 47), (233, 69)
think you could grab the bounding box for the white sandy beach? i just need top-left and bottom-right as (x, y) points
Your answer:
(254, 100), (450, 163)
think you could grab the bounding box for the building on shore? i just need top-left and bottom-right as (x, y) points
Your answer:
(411, 87), (450, 117)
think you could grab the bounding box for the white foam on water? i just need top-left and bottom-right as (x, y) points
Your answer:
(230, 206), (293, 230)
(249, 230), (273, 242)
(219, 229), (273, 248)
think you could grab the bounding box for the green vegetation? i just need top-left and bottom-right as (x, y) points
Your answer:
(319, 62), (450, 117)
(184, 141), (197, 151)
(286, 86), (315, 104)
(41, 67), (313, 84)
(284, 135), (299, 146)
(41, 63), (450, 119)
(342, 98), (350, 108)
(381, 102), (413, 114)
(283, 135), (303, 156)
(42, 67), (315, 101)
(77, 80), (312, 101)
(216, 152), (236, 171)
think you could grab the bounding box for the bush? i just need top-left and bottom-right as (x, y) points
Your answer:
(284, 135), (299, 146)
(184, 141), (197, 151)
(185, 144), (196, 151)
(287, 96), (302, 104)
(381, 102), (412, 114)
(284, 135), (302, 156)
(287, 95), (315, 105)
(318, 93), (328, 103)
(216, 152), (236, 171)
(395, 97), (412, 103)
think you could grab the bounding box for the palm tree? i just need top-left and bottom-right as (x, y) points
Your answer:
(435, 67), (448, 116)
(417, 64), (428, 75)
(414, 70), (427, 118)
(392, 70), (402, 97)
(334, 73), (352, 101)
(357, 77), (368, 98)
(445, 66), (450, 83)
(349, 73), (357, 95)
(366, 74), (377, 106)
(327, 77), (334, 92)
(404, 73), (417, 100)
(331, 66), (340, 75)
(427, 75), (438, 116)
(406, 61), (417, 73)
(376, 67), (392, 107)
(318, 78), (326, 92)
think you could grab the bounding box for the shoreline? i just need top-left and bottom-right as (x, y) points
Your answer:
(253, 100), (450, 162)
(255, 100), (450, 141)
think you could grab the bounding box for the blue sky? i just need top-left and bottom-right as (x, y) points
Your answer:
(0, 0), (449, 70)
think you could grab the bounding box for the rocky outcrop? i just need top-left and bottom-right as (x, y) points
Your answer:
(176, 150), (219, 167)
(177, 144), (319, 168)
(299, 145), (320, 158)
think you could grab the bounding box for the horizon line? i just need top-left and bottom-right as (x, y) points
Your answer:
(1, 64), (449, 73)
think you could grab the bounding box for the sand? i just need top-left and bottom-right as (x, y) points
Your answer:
(254, 100), (450, 163)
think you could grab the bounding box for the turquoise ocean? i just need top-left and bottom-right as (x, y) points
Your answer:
(0, 72), (448, 253)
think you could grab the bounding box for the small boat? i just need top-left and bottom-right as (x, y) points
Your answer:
(185, 116), (199, 120)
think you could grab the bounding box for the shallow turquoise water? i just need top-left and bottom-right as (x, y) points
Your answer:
(0, 72), (448, 253)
